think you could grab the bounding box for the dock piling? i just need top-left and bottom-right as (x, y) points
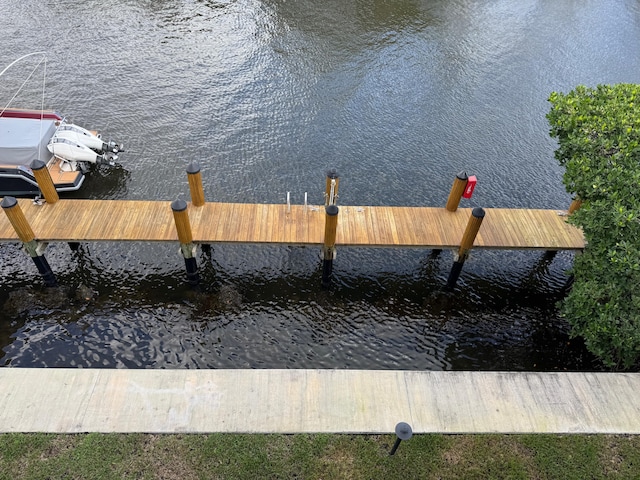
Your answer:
(1, 196), (56, 286)
(186, 162), (205, 207)
(568, 198), (582, 215)
(445, 171), (468, 212)
(446, 207), (485, 290)
(171, 199), (199, 286)
(322, 205), (339, 287)
(325, 169), (339, 206)
(30, 159), (59, 204)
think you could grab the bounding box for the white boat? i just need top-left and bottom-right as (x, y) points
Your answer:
(0, 53), (124, 197)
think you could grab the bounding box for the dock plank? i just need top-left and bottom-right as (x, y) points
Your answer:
(0, 199), (585, 250)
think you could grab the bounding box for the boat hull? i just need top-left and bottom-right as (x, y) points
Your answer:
(0, 161), (84, 197)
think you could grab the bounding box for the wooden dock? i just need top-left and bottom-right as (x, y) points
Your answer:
(0, 199), (584, 250)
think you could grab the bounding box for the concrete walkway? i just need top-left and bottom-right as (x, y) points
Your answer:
(0, 369), (638, 434)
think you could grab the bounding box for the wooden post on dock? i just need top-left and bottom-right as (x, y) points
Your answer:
(30, 159), (59, 204)
(31, 159), (75, 251)
(445, 171), (468, 212)
(322, 205), (339, 287)
(171, 199), (199, 286)
(446, 207), (485, 290)
(568, 198), (582, 215)
(325, 169), (339, 206)
(187, 162), (205, 207)
(1, 196), (57, 286)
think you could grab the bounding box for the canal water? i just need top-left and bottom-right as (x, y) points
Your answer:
(1, 0), (639, 369)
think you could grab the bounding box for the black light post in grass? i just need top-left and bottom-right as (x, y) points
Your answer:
(389, 422), (413, 455)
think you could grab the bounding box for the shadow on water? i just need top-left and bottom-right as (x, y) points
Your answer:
(64, 163), (132, 200)
(0, 244), (602, 371)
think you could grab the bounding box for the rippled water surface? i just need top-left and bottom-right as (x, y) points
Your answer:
(2, 0), (640, 369)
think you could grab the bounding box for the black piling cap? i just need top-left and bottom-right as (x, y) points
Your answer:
(171, 199), (188, 212)
(186, 162), (201, 174)
(472, 207), (486, 219)
(395, 422), (413, 440)
(30, 159), (46, 171)
(1, 196), (17, 209)
(326, 205), (339, 216)
(456, 171), (468, 181)
(326, 168), (339, 179)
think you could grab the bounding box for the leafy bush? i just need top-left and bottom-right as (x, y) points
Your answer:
(548, 84), (640, 369)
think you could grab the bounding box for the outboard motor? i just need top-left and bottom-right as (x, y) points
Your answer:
(56, 123), (124, 155)
(98, 152), (119, 166)
(104, 140), (124, 153)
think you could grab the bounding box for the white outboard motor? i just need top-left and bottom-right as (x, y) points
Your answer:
(56, 122), (124, 153)
(47, 137), (118, 165)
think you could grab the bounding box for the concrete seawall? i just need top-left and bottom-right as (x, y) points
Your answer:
(0, 369), (637, 434)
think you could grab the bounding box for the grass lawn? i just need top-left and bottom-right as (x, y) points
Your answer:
(1, 433), (639, 479)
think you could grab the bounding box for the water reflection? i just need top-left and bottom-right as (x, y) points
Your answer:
(0, 245), (600, 370)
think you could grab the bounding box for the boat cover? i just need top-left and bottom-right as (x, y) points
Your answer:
(0, 117), (56, 166)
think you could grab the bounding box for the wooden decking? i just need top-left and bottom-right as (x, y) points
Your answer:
(47, 157), (83, 186)
(0, 199), (585, 250)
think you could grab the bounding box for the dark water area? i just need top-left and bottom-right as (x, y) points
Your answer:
(1, 0), (639, 370)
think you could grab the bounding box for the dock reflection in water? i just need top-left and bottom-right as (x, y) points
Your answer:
(0, 243), (597, 370)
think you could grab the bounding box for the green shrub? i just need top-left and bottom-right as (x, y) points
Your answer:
(548, 84), (640, 369)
